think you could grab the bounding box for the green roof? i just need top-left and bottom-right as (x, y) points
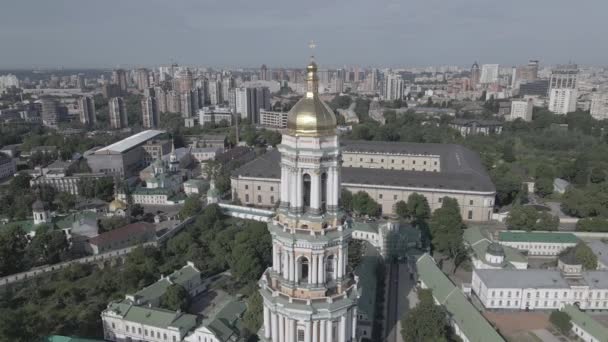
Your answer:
(463, 226), (489, 245)
(0, 219), (37, 233)
(499, 231), (578, 244)
(107, 301), (198, 331)
(563, 305), (608, 342)
(352, 221), (378, 234)
(44, 336), (103, 342)
(355, 256), (378, 318)
(416, 254), (505, 342)
(206, 300), (247, 342)
(54, 211), (98, 229)
(131, 187), (172, 195)
(132, 263), (200, 305)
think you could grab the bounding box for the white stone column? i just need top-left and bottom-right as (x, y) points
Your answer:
(289, 168), (298, 211)
(319, 319), (326, 342)
(283, 249), (289, 279)
(273, 244), (278, 272)
(339, 316), (347, 342)
(337, 247), (343, 278)
(296, 170), (303, 211)
(305, 321), (312, 342)
(318, 254), (324, 284)
(343, 245), (348, 276)
(272, 312), (278, 341)
(279, 314), (285, 342)
(289, 253), (295, 282)
(289, 319), (296, 342)
(312, 320), (319, 342)
(281, 166), (289, 205)
(351, 308), (357, 340)
(311, 254), (317, 285)
(311, 173), (320, 212)
(263, 306), (271, 339)
(326, 321), (333, 342)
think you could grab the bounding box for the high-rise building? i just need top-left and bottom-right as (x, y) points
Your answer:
(509, 99), (534, 122)
(222, 76), (235, 102)
(332, 74), (344, 93)
(590, 93), (608, 120)
(318, 69), (330, 85)
(141, 96), (159, 128)
(40, 98), (60, 127)
(234, 87), (271, 123)
(176, 69), (194, 93)
(79, 96), (96, 125)
(260, 64), (269, 81)
(548, 64), (578, 114)
(209, 80), (222, 105)
(135, 68), (150, 91)
(480, 64), (499, 84)
(112, 69), (128, 94)
(258, 58), (358, 342)
(383, 73), (404, 101)
(515, 60), (539, 85)
(180, 91), (194, 118)
(109, 97), (128, 129)
(155, 87), (168, 113)
(166, 91), (181, 114)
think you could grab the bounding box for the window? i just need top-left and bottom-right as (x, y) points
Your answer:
(271, 196), (275, 203)
(394, 195), (398, 200)
(391, 159), (394, 164)
(423, 161), (427, 165)
(492, 291), (495, 297)
(379, 194), (383, 199)
(258, 195), (262, 203)
(298, 329), (305, 341)
(257, 186), (261, 190)
(469, 200), (473, 205)
(245, 194), (249, 202)
(112, 323), (115, 329)
(271, 186), (274, 191)
(144, 329), (148, 336)
(438, 198), (443, 203)
(468, 210), (473, 220)
(126, 326), (129, 332)
(245, 185), (248, 190)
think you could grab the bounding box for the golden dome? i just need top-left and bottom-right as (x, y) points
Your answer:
(286, 60), (337, 137)
(109, 198), (127, 212)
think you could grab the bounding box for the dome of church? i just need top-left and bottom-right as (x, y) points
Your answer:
(109, 198), (127, 212)
(32, 199), (47, 211)
(286, 61), (337, 137)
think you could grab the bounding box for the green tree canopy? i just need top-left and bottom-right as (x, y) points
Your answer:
(401, 289), (448, 342)
(159, 284), (190, 311)
(407, 193), (431, 222)
(429, 198), (465, 259)
(352, 191), (380, 217)
(549, 310), (572, 335)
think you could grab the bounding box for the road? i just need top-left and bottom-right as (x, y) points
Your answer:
(385, 261), (416, 342)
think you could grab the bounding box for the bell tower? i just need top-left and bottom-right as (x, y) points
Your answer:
(258, 48), (358, 342)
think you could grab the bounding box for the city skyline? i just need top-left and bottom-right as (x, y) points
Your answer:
(1, 0), (608, 69)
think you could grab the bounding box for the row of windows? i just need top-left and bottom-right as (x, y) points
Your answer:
(490, 299), (608, 309)
(490, 290), (608, 300)
(244, 194), (275, 204)
(244, 185), (275, 191)
(112, 322), (178, 342)
(349, 157), (438, 166)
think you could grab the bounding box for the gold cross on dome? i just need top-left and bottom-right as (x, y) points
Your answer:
(309, 40), (316, 51)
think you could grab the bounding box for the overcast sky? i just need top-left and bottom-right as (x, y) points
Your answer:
(1, 0), (606, 69)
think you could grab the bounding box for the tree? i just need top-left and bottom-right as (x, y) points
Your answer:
(535, 212), (559, 231)
(159, 284), (190, 311)
(352, 191), (380, 217)
(27, 225), (69, 266)
(576, 217), (608, 232)
(340, 189), (353, 212)
(535, 177), (554, 197)
(401, 289), (448, 342)
(501, 143), (516, 162)
(0, 225), (29, 276)
(407, 193), (431, 222)
(429, 198), (465, 259)
(56, 192), (77, 213)
(242, 292), (263, 337)
(394, 200), (408, 218)
(572, 243), (598, 270)
(549, 310), (572, 335)
(131, 204), (144, 218)
(179, 195), (202, 219)
(506, 206), (540, 231)
(590, 167), (606, 184)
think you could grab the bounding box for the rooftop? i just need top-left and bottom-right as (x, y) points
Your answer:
(232, 140), (495, 193)
(499, 231), (579, 244)
(204, 300), (247, 342)
(106, 301), (198, 331)
(474, 269), (570, 289)
(562, 305), (608, 341)
(131, 263), (201, 305)
(96, 130), (164, 154)
(417, 254), (505, 342)
(588, 240), (608, 267)
(88, 221), (155, 246)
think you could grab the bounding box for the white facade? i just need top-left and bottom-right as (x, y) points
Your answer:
(0, 156), (16, 179)
(480, 64), (499, 84)
(199, 106), (233, 125)
(260, 110), (289, 128)
(590, 93), (608, 120)
(549, 88), (578, 114)
(471, 268), (608, 311)
(109, 97), (128, 129)
(383, 73), (403, 101)
(509, 99), (534, 122)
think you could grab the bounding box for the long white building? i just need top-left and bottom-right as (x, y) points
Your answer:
(508, 99), (534, 122)
(590, 93), (608, 120)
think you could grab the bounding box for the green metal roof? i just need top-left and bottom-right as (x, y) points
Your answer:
(563, 305), (608, 342)
(0, 219), (37, 233)
(206, 300), (247, 342)
(416, 254), (505, 342)
(352, 221), (378, 234)
(499, 231), (578, 244)
(132, 264), (200, 305)
(107, 301), (198, 331)
(54, 211), (98, 229)
(44, 336), (103, 342)
(463, 226), (489, 245)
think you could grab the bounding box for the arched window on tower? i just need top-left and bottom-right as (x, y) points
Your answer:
(321, 172), (327, 211)
(303, 173), (311, 209)
(325, 255), (335, 281)
(298, 256), (309, 283)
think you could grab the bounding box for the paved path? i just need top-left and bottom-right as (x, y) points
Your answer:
(385, 262), (416, 342)
(532, 329), (567, 342)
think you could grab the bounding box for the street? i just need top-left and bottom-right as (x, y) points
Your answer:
(385, 260), (417, 342)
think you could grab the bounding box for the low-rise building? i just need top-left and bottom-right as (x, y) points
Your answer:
(199, 106), (233, 125)
(259, 110), (288, 128)
(449, 119), (503, 136)
(563, 304), (608, 342)
(86, 222), (156, 254)
(508, 99), (534, 122)
(498, 231), (578, 256)
(0, 152), (16, 179)
(590, 92), (608, 121)
(183, 300), (247, 342)
(464, 227), (527, 270)
(417, 254), (506, 342)
(190, 146), (223, 163)
(588, 240), (608, 270)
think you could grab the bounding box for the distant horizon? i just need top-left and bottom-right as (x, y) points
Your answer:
(2, 0), (607, 69)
